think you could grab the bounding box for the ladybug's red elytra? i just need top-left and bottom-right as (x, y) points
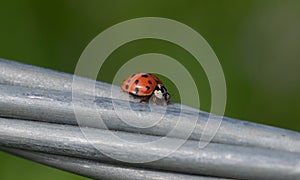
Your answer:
(121, 73), (170, 105)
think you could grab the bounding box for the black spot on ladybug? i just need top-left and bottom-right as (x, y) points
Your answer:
(127, 79), (131, 83)
(148, 80), (152, 84)
(125, 84), (129, 89)
(163, 93), (169, 99)
(161, 86), (167, 93)
(141, 74), (149, 78)
(134, 87), (139, 94)
(146, 86), (150, 90)
(134, 80), (139, 85)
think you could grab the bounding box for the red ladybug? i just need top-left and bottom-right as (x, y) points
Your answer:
(121, 73), (170, 105)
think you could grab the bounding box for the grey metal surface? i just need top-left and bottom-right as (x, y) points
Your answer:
(0, 79), (300, 154)
(0, 117), (300, 179)
(1, 58), (300, 179)
(1, 147), (215, 180)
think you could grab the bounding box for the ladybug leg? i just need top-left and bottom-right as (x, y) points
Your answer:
(152, 95), (157, 103)
(139, 96), (149, 103)
(162, 101), (168, 106)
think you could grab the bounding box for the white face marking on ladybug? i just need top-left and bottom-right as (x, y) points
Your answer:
(154, 89), (163, 99)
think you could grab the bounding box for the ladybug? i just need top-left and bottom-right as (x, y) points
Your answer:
(121, 73), (170, 105)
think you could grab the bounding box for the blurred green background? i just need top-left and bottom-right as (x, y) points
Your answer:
(0, 0), (299, 179)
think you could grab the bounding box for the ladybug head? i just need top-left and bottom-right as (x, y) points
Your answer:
(153, 84), (170, 103)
